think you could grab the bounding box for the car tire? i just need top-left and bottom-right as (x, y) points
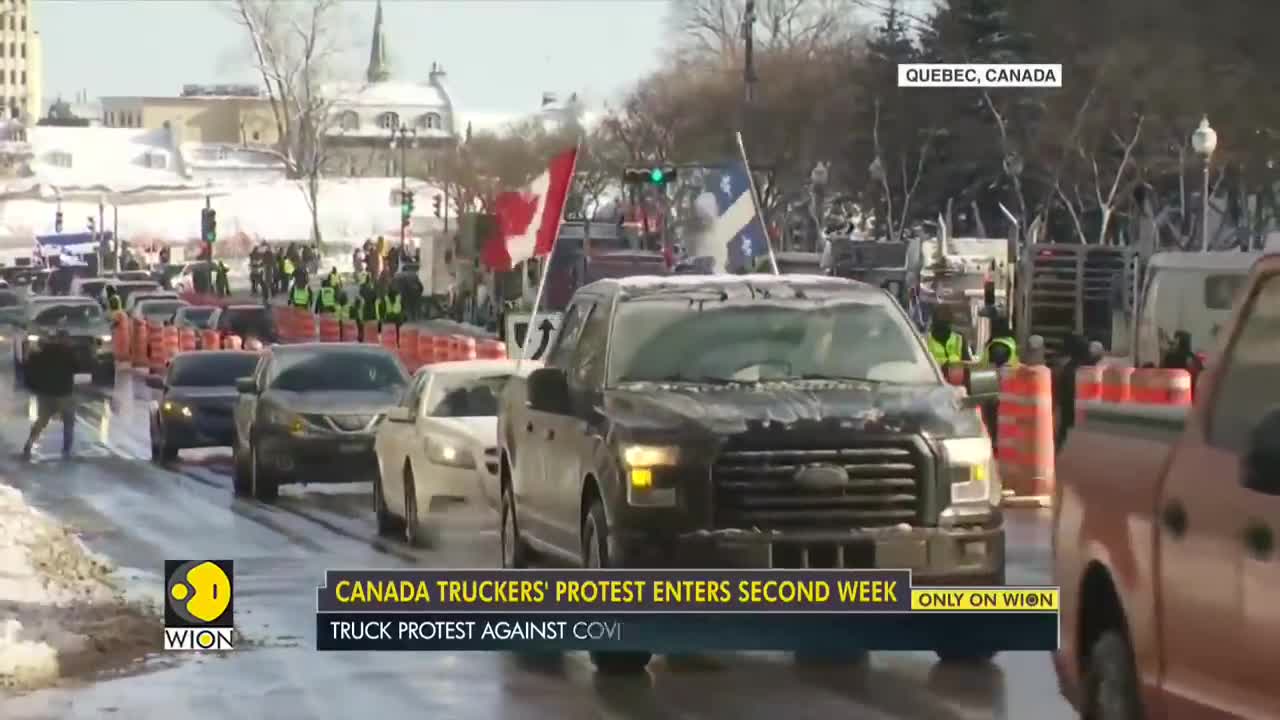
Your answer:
(583, 498), (652, 675)
(403, 466), (427, 547)
(231, 436), (251, 497)
(499, 481), (531, 569)
(374, 470), (404, 537)
(250, 443), (279, 502)
(1082, 630), (1143, 720)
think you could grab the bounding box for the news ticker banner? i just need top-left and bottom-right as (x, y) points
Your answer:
(315, 570), (1059, 653)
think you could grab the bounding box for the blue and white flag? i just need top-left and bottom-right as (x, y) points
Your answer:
(690, 159), (770, 273)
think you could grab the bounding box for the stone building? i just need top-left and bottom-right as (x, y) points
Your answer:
(321, 0), (456, 178)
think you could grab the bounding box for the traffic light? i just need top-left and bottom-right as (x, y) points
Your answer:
(201, 207), (217, 243)
(623, 166), (678, 186)
(87, 217), (95, 234)
(432, 194), (442, 218)
(401, 191), (414, 218)
(54, 211), (63, 233)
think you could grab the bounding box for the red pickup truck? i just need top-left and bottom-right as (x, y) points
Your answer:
(1053, 253), (1280, 718)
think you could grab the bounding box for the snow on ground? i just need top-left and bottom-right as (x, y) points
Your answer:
(0, 483), (158, 690)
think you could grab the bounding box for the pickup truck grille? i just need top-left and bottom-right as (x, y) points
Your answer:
(713, 443), (923, 530)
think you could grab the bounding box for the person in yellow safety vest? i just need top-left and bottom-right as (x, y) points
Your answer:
(379, 288), (405, 328)
(282, 256), (295, 278)
(314, 282), (338, 314)
(290, 280), (312, 309)
(326, 267), (342, 290)
(104, 285), (122, 312)
(334, 290), (351, 322)
(983, 317), (1018, 368)
(926, 307), (970, 366)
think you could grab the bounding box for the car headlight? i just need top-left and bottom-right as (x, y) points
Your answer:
(263, 408), (304, 434)
(425, 437), (475, 469)
(26, 334), (40, 344)
(98, 334), (113, 343)
(939, 437), (1000, 521)
(162, 400), (193, 418)
(620, 444), (681, 507)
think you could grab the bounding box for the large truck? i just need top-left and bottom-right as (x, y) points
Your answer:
(498, 273), (1006, 673)
(1053, 251), (1279, 717)
(540, 221), (667, 311)
(1012, 243), (1133, 357)
(825, 236), (921, 308)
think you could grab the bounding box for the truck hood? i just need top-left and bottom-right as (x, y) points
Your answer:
(603, 380), (980, 439)
(266, 389), (401, 415)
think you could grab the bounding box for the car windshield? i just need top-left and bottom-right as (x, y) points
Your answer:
(426, 373), (511, 417)
(268, 351), (407, 392)
(141, 301), (185, 320)
(80, 281), (108, 297)
(219, 307), (273, 340)
(1205, 273), (1247, 311)
(33, 303), (102, 326)
(117, 272), (152, 281)
(0, 291), (19, 307)
(178, 308), (217, 328)
(608, 296), (936, 385)
(169, 354), (260, 388)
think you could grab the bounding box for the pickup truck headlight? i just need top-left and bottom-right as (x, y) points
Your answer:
(939, 437), (1000, 523)
(162, 400), (193, 418)
(425, 437), (475, 469)
(621, 444), (681, 507)
(25, 334), (40, 344)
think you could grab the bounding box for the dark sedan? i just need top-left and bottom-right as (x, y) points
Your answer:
(232, 343), (408, 501)
(147, 351), (262, 461)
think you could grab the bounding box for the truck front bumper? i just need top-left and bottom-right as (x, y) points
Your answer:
(615, 522), (1005, 585)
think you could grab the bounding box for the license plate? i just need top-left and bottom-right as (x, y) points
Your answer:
(339, 442), (366, 454)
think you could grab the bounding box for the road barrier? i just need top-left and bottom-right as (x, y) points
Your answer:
(112, 312), (131, 365)
(147, 321), (165, 374)
(1100, 364), (1133, 403)
(1130, 368), (1193, 405)
(178, 327), (197, 352)
(995, 365), (1055, 505)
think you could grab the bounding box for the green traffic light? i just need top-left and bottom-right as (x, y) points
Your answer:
(649, 168), (664, 183)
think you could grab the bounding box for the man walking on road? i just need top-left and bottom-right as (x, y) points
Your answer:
(21, 327), (80, 461)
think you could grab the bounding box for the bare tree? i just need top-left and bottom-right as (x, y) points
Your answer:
(870, 98), (936, 242)
(231, 0), (343, 247)
(667, 0), (854, 61)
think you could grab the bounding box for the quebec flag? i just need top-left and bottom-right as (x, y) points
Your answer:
(690, 160), (769, 273)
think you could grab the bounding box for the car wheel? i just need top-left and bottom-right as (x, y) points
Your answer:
(500, 481), (531, 569)
(583, 498), (652, 675)
(403, 465), (424, 547)
(250, 443), (279, 502)
(1083, 630), (1143, 720)
(149, 416), (161, 462)
(374, 469), (404, 537)
(231, 435), (251, 496)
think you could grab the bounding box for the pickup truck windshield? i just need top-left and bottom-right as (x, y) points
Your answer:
(33, 304), (102, 325)
(609, 298), (936, 385)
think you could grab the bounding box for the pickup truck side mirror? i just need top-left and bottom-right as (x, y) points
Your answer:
(144, 375), (165, 390)
(962, 368), (1000, 406)
(386, 407), (413, 423)
(1243, 407), (1280, 495)
(527, 367), (571, 415)
(235, 377), (257, 394)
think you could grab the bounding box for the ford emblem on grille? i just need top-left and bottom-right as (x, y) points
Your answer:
(793, 463), (849, 490)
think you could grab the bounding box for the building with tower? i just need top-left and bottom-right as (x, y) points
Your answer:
(321, 0), (456, 178)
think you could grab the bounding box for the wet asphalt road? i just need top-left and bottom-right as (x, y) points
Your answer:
(0, 359), (1074, 720)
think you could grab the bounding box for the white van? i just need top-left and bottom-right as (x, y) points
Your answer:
(1130, 251), (1258, 367)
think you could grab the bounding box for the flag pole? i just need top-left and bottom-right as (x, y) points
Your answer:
(519, 139), (583, 366)
(735, 131), (778, 274)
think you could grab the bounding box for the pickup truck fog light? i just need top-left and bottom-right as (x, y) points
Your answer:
(629, 468), (653, 489)
(620, 445), (679, 508)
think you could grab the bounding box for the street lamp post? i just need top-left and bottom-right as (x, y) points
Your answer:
(390, 123), (417, 247)
(97, 194), (106, 271)
(809, 162), (829, 251)
(1191, 115), (1217, 252)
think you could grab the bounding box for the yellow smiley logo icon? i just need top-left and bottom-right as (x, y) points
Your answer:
(170, 561), (231, 623)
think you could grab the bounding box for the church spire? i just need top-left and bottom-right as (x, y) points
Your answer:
(366, 0), (390, 83)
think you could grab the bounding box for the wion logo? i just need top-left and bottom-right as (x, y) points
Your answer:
(163, 559), (235, 651)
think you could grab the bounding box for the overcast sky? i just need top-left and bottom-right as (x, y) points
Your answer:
(37, 0), (667, 115)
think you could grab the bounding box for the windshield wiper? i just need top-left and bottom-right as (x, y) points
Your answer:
(643, 374), (743, 385)
(793, 373), (880, 383)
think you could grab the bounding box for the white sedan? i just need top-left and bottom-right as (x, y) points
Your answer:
(373, 359), (520, 546)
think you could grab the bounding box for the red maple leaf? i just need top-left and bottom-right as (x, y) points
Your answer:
(495, 190), (540, 237)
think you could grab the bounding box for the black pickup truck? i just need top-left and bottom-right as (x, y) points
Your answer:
(497, 274), (1004, 672)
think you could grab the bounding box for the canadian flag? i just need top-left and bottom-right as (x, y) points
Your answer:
(481, 147), (578, 271)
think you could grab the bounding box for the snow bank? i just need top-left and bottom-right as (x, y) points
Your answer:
(0, 177), (450, 250)
(0, 484), (157, 690)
